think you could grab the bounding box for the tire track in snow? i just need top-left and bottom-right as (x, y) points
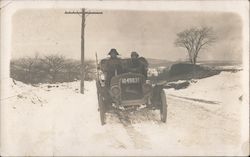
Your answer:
(168, 94), (220, 104)
(167, 96), (239, 122)
(115, 111), (152, 149)
(166, 95), (241, 146)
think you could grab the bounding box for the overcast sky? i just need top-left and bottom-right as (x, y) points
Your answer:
(11, 9), (242, 61)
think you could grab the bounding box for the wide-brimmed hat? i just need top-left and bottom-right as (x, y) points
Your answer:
(131, 51), (139, 57)
(108, 48), (119, 55)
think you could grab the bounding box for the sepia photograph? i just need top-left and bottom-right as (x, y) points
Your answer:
(0, 0), (249, 156)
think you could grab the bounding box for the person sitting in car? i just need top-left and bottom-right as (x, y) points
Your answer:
(127, 51), (148, 78)
(100, 48), (122, 87)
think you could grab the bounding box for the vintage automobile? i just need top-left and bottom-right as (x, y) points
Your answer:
(96, 58), (167, 125)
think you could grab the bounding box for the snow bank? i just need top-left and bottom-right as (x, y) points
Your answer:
(167, 71), (243, 118)
(215, 65), (243, 71)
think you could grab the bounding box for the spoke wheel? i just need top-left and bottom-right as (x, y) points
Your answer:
(160, 90), (167, 123)
(96, 81), (106, 125)
(98, 92), (106, 125)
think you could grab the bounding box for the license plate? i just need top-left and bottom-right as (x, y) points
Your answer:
(121, 77), (140, 84)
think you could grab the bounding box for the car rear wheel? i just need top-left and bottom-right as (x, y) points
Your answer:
(96, 81), (106, 125)
(160, 90), (167, 123)
(97, 92), (106, 125)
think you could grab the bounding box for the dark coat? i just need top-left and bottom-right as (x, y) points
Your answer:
(125, 57), (148, 78)
(101, 57), (122, 86)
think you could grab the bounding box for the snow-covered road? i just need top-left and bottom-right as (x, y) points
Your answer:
(0, 71), (248, 156)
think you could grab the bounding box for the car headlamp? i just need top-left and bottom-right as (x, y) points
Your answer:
(143, 84), (152, 93)
(111, 86), (120, 96)
(99, 72), (105, 80)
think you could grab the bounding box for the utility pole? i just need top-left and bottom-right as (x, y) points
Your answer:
(65, 9), (102, 94)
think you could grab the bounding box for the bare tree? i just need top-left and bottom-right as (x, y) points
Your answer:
(83, 60), (96, 80)
(10, 55), (39, 83)
(40, 55), (66, 83)
(175, 26), (216, 64)
(70, 60), (96, 81)
(64, 59), (77, 81)
(11, 54), (96, 83)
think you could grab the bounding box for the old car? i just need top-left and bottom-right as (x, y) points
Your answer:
(96, 57), (167, 125)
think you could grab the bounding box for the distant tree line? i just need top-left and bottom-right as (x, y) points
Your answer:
(10, 54), (96, 84)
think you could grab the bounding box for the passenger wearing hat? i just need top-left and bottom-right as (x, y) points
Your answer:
(129, 51), (148, 78)
(102, 48), (122, 87)
(108, 48), (119, 59)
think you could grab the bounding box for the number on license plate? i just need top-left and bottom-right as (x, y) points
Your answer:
(121, 77), (140, 84)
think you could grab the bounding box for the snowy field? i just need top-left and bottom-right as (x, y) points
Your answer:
(0, 70), (248, 156)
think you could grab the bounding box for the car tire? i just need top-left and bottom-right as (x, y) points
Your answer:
(160, 90), (167, 123)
